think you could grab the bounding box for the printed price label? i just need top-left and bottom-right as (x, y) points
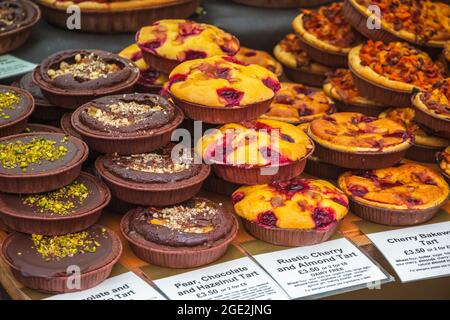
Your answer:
(0, 55), (36, 80)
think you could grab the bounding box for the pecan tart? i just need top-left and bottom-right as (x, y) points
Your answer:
(232, 178), (348, 246)
(1, 225), (122, 293)
(292, 2), (365, 67)
(168, 55), (280, 124)
(0, 85), (34, 137)
(121, 198), (238, 268)
(235, 46), (283, 77)
(137, 19), (240, 74)
(338, 163), (449, 225)
(196, 119), (314, 184)
(33, 49), (139, 109)
(261, 82), (335, 124)
(437, 146), (450, 184)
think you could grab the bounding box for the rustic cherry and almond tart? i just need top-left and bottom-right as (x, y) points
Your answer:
(235, 46), (283, 77)
(437, 146), (450, 183)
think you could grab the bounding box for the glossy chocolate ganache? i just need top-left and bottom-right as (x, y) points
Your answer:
(128, 198), (234, 247)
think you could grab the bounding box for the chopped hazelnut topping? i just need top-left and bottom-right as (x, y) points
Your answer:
(0, 90), (20, 120)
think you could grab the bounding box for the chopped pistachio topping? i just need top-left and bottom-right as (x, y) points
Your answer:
(0, 91), (20, 120)
(23, 181), (89, 216)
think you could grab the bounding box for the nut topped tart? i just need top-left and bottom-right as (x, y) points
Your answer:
(1, 225), (122, 293)
(338, 163), (450, 225)
(348, 41), (445, 106)
(261, 82), (335, 123)
(168, 55), (280, 123)
(137, 19), (240, 74)
(71, 93), (183, 154)
(0, 133), (88, 193)
(0, 172), (111, 235)
(235, 46), (283, 77)
(274, 33), (333, 87)
(120, 197), (238, 268)
(96, 144), (210, 206)
(33, 49), (139, 109)
(232, 178), (349, 246)
(0, 85), (34, 137)
(437, 146), (450, 183)
(196, 119), (314, 184)
(292, 2), (365, 67)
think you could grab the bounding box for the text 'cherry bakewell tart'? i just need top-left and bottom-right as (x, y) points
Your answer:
(292, 2), (365, 67)
(338, 163), (449, 226)
(261, 82), (335, 124)
(232, 178), (349, 246)
(235, 46), (283, 77)
(33, 49), (139, 109)
(413, 78), (450, 139)
(348, 41), (445, 107)
(344, 0), (450, 49)
(0, 85), (34, 137)
(196, 119), (314, 185)
(1, 225), (122, 293)
(437, 146), (450, 184)
(137, 19), (240, 74)
(70, 93), (183, 155)
(167, 55), (281, 124)
(308, 112), (412, 170)
(379, 107), (449, 163)
(121, 198), (238, 268)
(274, 33), (333, 87)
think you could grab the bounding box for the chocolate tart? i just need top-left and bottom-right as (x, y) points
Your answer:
(0, 0), (40, 54)
(202, 171), (240, 196)
(0, 132), (88, 194)
(1, 225), (122, 293)
(231, 0), (332, 9)
(120, 198), (238, 268)
(71, 93), (184, 154)
(95, 145), (210, 206)
(338, 163), (450, 225)
(437, 146), (450, 185)
(308, 112), (412, 170)
(34, 0), (199, 33)
(24, 123), (63, 133)
(60, 112), (80, 139)
(0, 85), (35, 137)
(232, 178), (348, 246)
(33, 50), (139, 109)
(0, 172), (110, 235)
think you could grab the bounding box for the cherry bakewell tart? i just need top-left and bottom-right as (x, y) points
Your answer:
(323, 69), (386, 117)
(348, 41), (445, 107)
(1, 225), (122, 293)
(119, 43), (168, 94)
(261, 82), (335, 124)
(338, 163), (449, 226)
(121, 197), (238, 268)
(232, 178), (348, 246)
(292, 2), (365, 68)
(308, 112), (412, 170)
(33, 49), (139, 109)
(71, 93), (183, 155)
(274, 33), (333, 87)
(196, 119), (314, 185)
(235, 46), (283, 77)
(344, 0), (450, 49)
(95, 144), (210, 206)
(437, 146), (450, 184)
(379, 107), (449, 163)
(167, 55), (280, 124)
(137, 19), (240, 74)
(413, 78), (450, 139)
(0, 85), (34, 137)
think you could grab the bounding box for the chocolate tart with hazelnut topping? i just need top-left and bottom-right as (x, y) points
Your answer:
(0, 0), (40, 54)
(60, 112), (80, 138)
(338, 163), (450, 226)
(1, 225), (122, 293)
(437, 146), (450, 185)
(231, 0), (332, 9)
(96, 144), (210, 206)
(33, 50), (139, 110)
(0, 172), (110, 235)
(0, 85), (34, 137)
(308, 112), (412, 170)
(121, 198), (238, 268)
(0, 132), (88, 194)
(232, 178), (349, 246)
(71, 93), (183, 154)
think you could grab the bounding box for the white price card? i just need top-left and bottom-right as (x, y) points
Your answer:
(46, 272), (166, 300)
(0, 55), (36, 80)
(245, 238), (389, 299)
(367, 221), (450, 282)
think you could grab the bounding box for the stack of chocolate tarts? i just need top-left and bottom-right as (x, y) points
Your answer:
(33, 49), (139, 109)
(232, 178), (349, 246)
(437, 146), (450, 184)
(121, 198), (238, 268)
(0, 85), (34, 137)
(338, 163), (450, 226)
